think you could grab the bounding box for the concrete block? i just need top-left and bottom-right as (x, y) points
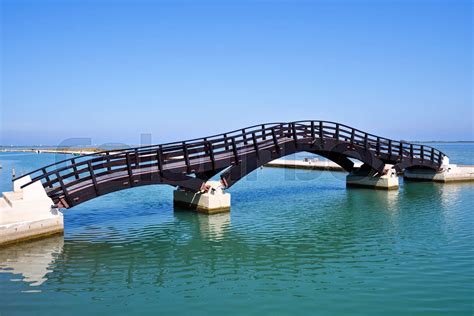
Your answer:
(0, 215), (64, 247)
(404, 164), (474, 183)
(173, 181), (231, 214)
(1, 176), (64, 247)
(346, 166), (399, 190)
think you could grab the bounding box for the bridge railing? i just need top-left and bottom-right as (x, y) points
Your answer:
(292, 121), (445, 166)
(16, 121), (446, 196)
(16, 123), (288, 192)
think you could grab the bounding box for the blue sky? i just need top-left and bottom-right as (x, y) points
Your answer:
(1, 0), (472, 146)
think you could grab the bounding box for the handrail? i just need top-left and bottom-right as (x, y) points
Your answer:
(15, 122), (286, 181)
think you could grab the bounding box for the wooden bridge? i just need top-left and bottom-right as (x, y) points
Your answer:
(16, 121), (447, 208)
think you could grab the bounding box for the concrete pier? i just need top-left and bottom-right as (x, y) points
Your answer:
(267, 158), (474, 185)
(0, 176), (63, 247)
(346, 165), (399, 190)
(404, 164), (474, 183)
(173, 181), (231, 214)
(266, 158), (363, 171)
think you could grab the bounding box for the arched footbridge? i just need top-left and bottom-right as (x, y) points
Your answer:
(17, 121), (447, 208)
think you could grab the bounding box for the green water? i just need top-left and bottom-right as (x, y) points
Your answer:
(0, 145), (473, 315)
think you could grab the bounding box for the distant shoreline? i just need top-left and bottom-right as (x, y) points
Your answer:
(409, 141), (474, 144)
(0, 148), (104, 155)
(1, 140), (473, 150)
(0, 141), (473, 155)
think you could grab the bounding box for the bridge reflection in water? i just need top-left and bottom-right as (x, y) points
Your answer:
(0, 235), (63, 287)
(0, 180), (469, 295)
(174, 209), (231, 241)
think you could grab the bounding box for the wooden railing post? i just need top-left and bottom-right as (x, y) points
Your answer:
(203, 138), (209, 155)
(208, 141), (216, 170)
(224, 133), (229, 151)
(399, 142), (403, 162)
(87, 161), (99, 195)
(388, 140), (392, 159)
(261, 124), (266, 140)
(252, 132), (260, 159)
(43, 168), (53, 188)
(231, 137), (239, 164)
(126, 152), (134, 186)
(420, 145), (424, 163)
(292, 123), (298, 143)
(311, 121), (315, 140)
(156, 146), (164, 176)
(376, 137), (381, 156)
(375, 137), (380, 157)
(55, 171), (72, 207)
(335, 124), (340, 140)
(182, 142), (191, 173)
(319, 121), (324, 141)
(134, 148), (139, 168)
(350, 129), (355, 148)
(242, 129), (248, 145)
(70, 158), (80, 180)
(271, 127), (280, 154)
(105, 153), (112, 172)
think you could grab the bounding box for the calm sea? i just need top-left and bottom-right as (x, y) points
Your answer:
(0, 143), (473, 315)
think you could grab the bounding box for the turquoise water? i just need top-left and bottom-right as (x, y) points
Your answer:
(0, 144), (473, 315)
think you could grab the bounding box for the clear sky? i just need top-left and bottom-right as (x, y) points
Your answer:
(1, 0), (472, 146)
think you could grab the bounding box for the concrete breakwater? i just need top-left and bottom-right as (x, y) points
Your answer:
(265, 158), (362, 171)
(265, 158), (474, 183)
(0, 148), (101, 155)
(0, 176), (63, 247)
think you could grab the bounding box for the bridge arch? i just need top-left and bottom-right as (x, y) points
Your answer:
(16, 121), (446, 209)
(219, 137), (387, 188)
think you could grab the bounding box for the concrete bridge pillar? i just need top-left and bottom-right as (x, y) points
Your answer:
(173, 181), (231, 214)
(346, 164), (399, 190)
(404, 160), (474, 183)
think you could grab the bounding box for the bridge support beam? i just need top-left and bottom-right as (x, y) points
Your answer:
(346, 164), (399, 190)
(173, 181), (231, 214)
(0, 176), (63, 247)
